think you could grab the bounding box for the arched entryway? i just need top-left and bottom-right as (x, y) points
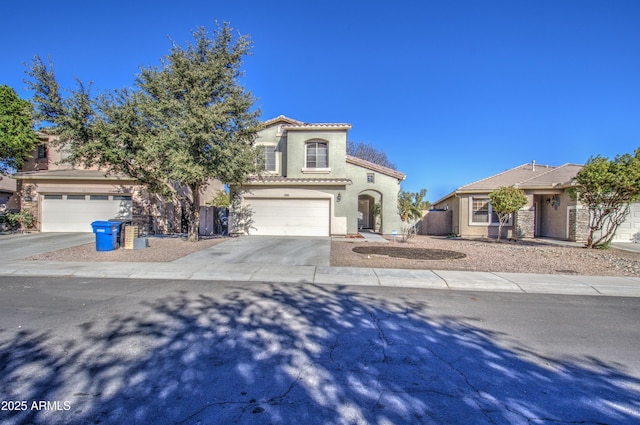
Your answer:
(358, 190), (383, 232)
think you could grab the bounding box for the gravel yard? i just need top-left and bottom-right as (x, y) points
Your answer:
(332, 236), (640, 277)
(25, 234), (640, 277)
(26, 236), (229, 263)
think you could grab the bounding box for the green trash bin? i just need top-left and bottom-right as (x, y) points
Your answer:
(91, 221), (119, 251)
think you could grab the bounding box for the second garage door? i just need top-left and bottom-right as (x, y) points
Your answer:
(248, 198), (330, 236)
(41, 194), (133, 232)
(612, 202), (640, 242)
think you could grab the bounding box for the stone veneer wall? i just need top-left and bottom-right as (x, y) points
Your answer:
(18, 183), (39, 231)
(514, 207), (535, 238)
(568, 207), (589, 243)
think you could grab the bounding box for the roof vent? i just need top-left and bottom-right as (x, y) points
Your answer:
(532, 160), (536, 172)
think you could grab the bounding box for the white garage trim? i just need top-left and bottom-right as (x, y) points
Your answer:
(41, 194), (132, 232)
(247, 198), (330, 236)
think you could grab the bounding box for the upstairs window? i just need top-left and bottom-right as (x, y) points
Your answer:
(260, 145), (277, 172)
(37, 144), (48, 160)
(306, 141), (328, 168)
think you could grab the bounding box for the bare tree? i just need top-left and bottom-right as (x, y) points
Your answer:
(347, 141), (396, 169)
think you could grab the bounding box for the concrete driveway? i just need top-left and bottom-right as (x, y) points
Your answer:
(174, 236), (331, 266)
(0, 233), (330, 266)
(0, 232), (94, 262)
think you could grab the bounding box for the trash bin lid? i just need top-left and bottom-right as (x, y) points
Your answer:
(91, 220), (118, 227)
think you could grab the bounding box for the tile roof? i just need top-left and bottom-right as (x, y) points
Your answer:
(247, 176), (352, 184)
(516, 164), (583, 188)
(457, 163), (582, 191)
(13, 169), (134, 181)
(262, 115), (352, 131)
(435, 162), (583, 204)
(246, 176), (352, 185)
(262, 115), (304, 126)
(346, 155), (406, 181)
(283, 123), (353, 130)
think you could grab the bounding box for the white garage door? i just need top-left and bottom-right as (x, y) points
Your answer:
(41, 194), (132, 232)
(248, 198), (330, 236)
(613, 202), (640, 242)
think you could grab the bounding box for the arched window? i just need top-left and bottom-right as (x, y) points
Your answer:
(306, 141), (328, 168)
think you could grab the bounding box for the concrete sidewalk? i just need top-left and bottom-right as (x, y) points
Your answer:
(2, 232), (639, 297)
(2, 258), (639, 297)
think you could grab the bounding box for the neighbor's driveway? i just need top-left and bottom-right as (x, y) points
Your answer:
(0, 232), (94, 262)
(173, 236), (331, 266)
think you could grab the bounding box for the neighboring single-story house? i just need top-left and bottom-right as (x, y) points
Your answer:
(432, 162), (588, 241)
(432, 161), (640, 243)
(230, 115), (406, 237)
(13, 133), (223, 233)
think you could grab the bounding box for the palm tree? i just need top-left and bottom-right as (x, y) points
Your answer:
(398, 189), (429, 222)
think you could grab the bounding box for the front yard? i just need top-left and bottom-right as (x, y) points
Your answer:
(331, 236), (640, 277)
(24, 233), (640, 277)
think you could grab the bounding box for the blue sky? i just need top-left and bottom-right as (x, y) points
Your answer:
(2, 0), (639, 202)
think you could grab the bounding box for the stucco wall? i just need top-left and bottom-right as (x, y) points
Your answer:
(423, 210), (453, 235)
(433, 195), (459, 235)
(456, 195), (516, 238)
(255, 125), (287, 176)
(285, 130), (347, 179)
(345, 163), (403, 235)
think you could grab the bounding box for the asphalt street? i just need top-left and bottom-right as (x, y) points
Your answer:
(1, 276), (639, 424)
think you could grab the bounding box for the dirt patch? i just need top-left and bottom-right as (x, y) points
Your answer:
(352, 246), (466, 260)
(332, 236), (640, 277)
(26, 236), (229, 263)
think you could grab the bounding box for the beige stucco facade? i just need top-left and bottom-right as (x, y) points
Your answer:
(435, 189), (579, 239)
(13, 133), (223, 233)
(433, 163), (587, 241)
(231, 116), (406, 236)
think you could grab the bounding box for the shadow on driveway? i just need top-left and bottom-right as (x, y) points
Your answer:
(1, 283), (638, 424)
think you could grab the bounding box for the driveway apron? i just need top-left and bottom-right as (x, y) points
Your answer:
(172, 236), (331, 266)
(0, 232), (94, 262)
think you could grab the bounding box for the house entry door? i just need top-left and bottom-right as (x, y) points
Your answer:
(358, 199), (370, 229)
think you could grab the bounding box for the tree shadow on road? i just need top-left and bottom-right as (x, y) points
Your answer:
(1, 282), (639, 424)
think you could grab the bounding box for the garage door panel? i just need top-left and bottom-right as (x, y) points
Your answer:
(613, 203), (640, 242)
(41, 196), (132, 232)
(251, 206), (327, 218)
(248, 198), (329, 236)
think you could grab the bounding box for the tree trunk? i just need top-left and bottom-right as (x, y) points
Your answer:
(186, 184), (201, 242)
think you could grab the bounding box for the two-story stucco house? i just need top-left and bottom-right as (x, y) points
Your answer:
(13, 132), (223, 233)
(230, 116), (406, 236)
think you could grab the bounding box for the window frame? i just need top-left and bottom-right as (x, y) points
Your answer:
(36, 144), (48, 161)
(304, 140), (330, 171)
(255, 144), (278, 174)
(469, 196), (512, 226)
(261, 145), (277, 173)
